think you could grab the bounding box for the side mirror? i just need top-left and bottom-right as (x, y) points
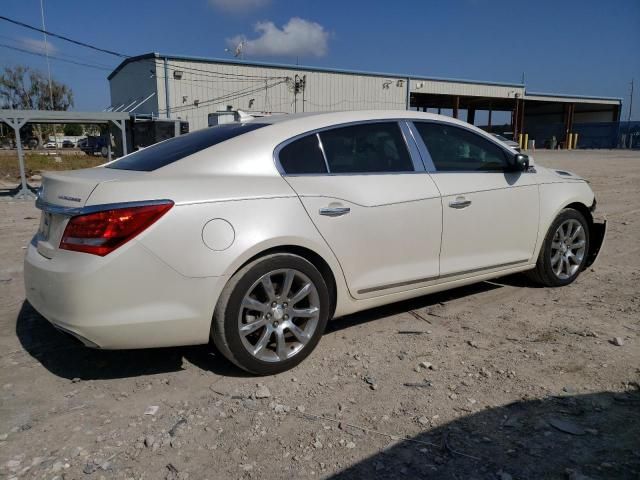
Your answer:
(513, 153), (529, 171)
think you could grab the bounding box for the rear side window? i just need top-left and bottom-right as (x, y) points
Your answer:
(319, 122), (413, 174)
(414, 122), (509, 172)
(279, 134), (328, 174)
(106, 123), (267, 171)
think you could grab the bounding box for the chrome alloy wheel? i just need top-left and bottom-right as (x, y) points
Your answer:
(550, 219), (587, 280)
(238, 269), (320, 362)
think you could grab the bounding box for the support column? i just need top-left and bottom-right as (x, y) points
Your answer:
(488, 105), (493, 129)
(112, 119), (128, 157)
(453, 96), (460, 119)
(467, 108), (476, 125)
(564, 103), (575, 149)
(163, 57), (171, 119)
(513, 98), (520, 140)
(405, 77), (411, 110)
(2, 115), (34, 199)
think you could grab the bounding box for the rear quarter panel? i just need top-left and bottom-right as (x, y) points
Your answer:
(137, 196), (351, 309)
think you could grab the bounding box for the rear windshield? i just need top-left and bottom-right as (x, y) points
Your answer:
(106, 123), (268, 171)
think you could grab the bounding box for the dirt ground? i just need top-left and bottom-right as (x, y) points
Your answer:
(1, 150), (638, 480)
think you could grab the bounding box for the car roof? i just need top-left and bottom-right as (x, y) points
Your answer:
(249, 110), (493, 141)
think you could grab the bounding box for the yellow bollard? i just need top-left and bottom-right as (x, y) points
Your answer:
(518, 133), (523, 149)
(572, 133), (579, 149)
(523, 133), (529, 151)
(567, 133), (573, 150)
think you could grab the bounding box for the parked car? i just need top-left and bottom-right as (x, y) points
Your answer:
(43, 141), (58, 149)
(492, 133), (521, 152)
(25, 111), (606, 374)
(62, 140), (75, 148)
(78, 135), (110, 157)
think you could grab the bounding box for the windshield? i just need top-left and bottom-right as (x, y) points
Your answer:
(106, 123), (268, 171)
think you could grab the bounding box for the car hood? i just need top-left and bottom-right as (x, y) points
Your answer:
(535, 165), (586, 182)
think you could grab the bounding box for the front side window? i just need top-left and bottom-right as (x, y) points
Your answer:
(414, 122), (510, 172)
(279, 134), (328, 174)
(319, 122), (413, 174)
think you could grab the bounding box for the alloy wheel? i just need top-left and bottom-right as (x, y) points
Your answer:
(550, 219), (587, 280)
(238, 269), (320, 362)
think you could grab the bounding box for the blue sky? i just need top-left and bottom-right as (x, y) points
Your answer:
(1, 0), (639, 119)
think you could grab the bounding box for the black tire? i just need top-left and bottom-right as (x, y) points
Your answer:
(211, 253), (330, 375)
(527, 208), (590, 287)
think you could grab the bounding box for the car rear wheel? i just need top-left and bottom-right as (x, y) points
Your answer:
(527, 208), (590, 287)
(211, 253), (330, 375)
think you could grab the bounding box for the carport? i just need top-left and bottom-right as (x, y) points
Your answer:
(408, 80), (622, 149)
(523, 93), (622, 149)
(409, 77), (526, 138)
(0, 109), (130, 199)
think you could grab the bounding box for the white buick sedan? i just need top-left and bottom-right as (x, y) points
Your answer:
(25, 111), (606, 374)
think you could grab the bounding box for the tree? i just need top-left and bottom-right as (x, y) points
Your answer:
(63, 124), (83, 136)
(0, 66), (74, 145)
(0, 65), (73, 110)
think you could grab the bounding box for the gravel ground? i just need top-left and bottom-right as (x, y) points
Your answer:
(1, 149), (639, 480)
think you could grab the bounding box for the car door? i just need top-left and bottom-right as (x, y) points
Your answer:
(279, 121), (442, 299)
(411, 121), (539, 278)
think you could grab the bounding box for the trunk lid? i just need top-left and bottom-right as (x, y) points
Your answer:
(36, 167), (144, 259)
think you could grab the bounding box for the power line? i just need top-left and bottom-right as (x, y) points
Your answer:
(0, 43), (113, 71)
(0, 14), (288, 82)
(162, 79), (289, 114)
(0, 14), (129, 58)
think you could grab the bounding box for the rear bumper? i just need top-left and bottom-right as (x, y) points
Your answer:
(24, 238), (226, 349)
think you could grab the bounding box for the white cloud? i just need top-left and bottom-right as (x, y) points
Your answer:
(19, 37), (57, 55)
(228, 17), (329, 58)
(209, 0), (269, 13)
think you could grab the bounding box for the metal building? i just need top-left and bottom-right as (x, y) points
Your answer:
(108, 53), (622, 147)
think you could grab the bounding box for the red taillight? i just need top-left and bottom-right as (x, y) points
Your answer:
(60, 202), (173, 256)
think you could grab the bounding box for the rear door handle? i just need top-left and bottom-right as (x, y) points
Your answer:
(319, 207), (351, 217)
(449, 198), (472, 209)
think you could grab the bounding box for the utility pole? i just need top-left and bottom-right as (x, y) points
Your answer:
(292, 75), (305, 113)
(40, 0), (57, 148)
(626, 79), (634, 148)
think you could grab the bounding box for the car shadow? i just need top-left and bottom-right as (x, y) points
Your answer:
(14, 300), (252, 380)
(329, 389), (640, 479)
(15, 276), (531, 381)
(326, 280), (505, 335)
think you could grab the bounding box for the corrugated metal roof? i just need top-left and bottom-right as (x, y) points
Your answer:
(525, 91), (622, 103)
(107, 52), (525, 88)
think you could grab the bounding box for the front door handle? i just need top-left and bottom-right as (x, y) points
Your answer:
(319, 207), (351, 217)
(449, 197), (472, 209)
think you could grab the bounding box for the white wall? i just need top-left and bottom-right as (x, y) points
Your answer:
(109, 60), (159, 116)
(152, 59), (408, 131)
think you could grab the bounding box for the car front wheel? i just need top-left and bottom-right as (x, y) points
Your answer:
(211, 253), (330, 375)
(527, 208), (590, 287)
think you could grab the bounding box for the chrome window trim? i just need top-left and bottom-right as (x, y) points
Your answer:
(398, 121), (427, 172)
(274, 118), (420, 177)
(315, 133), (331, 173)
(409, 120), (521, 174)
(404, 121), (436, 172)
(35, 197), (174, 217)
